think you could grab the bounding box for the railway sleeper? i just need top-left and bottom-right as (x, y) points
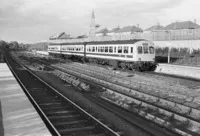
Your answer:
(56, 122), (92, 130)
(58, 126), (97, 135)
(47, 112), (79, 118)
(45, 110), (76, 115)
(33, 96), (62, 104)
(87, 134), (107, 136)
(53, 120), (88, 127)
(48, 114), (80, 119)
(40, 104), (68, 110)
(38, 102), (62, 106)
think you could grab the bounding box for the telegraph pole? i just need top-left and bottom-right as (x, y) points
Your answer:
(167, 31), (171, 63)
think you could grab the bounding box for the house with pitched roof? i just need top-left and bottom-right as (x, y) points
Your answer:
(115, 26), (143, 35)
(144, 24), (164, 32)
(107, 27), (120, 36)
(49, 32), (71, 40)
(163, 21), (200, 30)
(95, 28), (109, 36)
(162, 21), (200, 40)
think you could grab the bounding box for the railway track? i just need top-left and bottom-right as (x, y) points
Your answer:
(26, 57), (200, 136)
(13, 53), (171, 136)
(5, 54), (123, 136)
(12, 52), (200, 135)
(50, 66), (199, 135)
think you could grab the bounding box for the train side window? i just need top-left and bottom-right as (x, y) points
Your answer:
(109, 46), (113, 53)
(118, 46), (122, 53)
(149, 46), (154, 54)
(98, 46), (101, 52)
(105, 46), (108, 52)
(101, 46), (104, 52)
(131, 47), (133, 53)
(92, 47), (95, 52)
(124, 46), (129, 54)
(138, 46), (142, 54)
(143, 45), (149, 54)
(114, 46), (116, 53)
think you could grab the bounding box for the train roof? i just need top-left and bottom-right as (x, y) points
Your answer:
(49, 39), (148, 45)
(86, 39), (146, 45)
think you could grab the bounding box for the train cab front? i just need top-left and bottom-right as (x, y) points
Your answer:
(135, 41), (157, 71)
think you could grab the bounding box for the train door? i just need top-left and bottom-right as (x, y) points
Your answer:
(131, 45), (136, 60)
(84, 43), (86, 59)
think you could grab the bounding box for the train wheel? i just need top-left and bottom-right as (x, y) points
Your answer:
(129, 63), (134, 70)
(120, 62), (126, 69)
(139, 66), (143, 72)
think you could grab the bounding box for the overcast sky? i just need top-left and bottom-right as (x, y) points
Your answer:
(0, 0), (200, 43)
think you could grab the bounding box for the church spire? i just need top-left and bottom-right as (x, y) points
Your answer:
(89, 10), (96, 37)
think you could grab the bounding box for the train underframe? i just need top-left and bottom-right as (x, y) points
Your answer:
(49, 53), (157, 71)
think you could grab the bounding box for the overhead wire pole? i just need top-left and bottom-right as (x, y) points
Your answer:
(167, 31), (171, 63)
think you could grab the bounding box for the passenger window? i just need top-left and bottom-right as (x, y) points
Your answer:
(109, 46), (113, 53)
(118, 46), (122, 53)
(92, 47), (95, 52)
(138, 46), (142, 54)
(101, 47), (104, 52)
(114, 47), (116, 53)
(98, 47), (101, 52)
(143, 45), (149, 54)
(149, 46), (154, 54)
(124, 46), (129, 54)
(131, 47), (133, 53)
(105, 47), (108, 52)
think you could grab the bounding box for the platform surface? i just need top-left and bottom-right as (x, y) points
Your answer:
(155, 63), (200, 79)
(0, 63), (51, 136)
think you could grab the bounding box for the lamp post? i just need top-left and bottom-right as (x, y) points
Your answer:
(165, 30), (171, 63)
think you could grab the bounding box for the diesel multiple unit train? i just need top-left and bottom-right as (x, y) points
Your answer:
(48, 39), (157, 71)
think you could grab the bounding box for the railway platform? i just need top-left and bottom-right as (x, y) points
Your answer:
(0, 63), (51, 136)
(155, 63), (200, 80)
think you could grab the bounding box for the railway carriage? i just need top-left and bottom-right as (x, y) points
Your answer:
(48, 39), (157, 71)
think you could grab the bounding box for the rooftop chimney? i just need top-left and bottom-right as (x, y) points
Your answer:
(194, 19), (196, 24)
